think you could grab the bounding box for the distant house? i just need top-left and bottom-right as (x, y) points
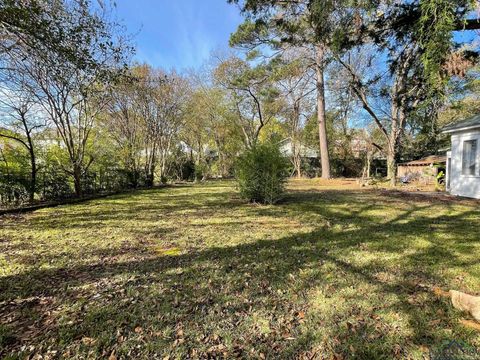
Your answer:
(442, 115), (480, 199)
(350, 136), (370, 158)
(279, 138), (318, 158)
(332, 132), (372, 159)
(397, 155), (446, 184)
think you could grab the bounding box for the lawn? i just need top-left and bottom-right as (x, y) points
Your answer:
(0, 179), (479, 359)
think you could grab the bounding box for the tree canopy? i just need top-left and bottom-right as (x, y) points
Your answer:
(0, 0), (478, 204)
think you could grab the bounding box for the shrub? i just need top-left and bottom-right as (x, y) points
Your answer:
(168, 153), (195, 182)
(235, 141), (289, 204)
(40, 167), (72, 200)
(194, 162), (209, 182)
(179, 160), (195, 181)
(0, 180), (29, 206)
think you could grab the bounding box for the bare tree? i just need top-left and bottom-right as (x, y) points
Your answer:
(185, 63), (244, 179)
(0, 88), (44, 201)
(135, 65), (189, 185)
(105, 75), (144, 187)
(336, 45), (424, 186)
(1, 0), (131, 195)
(215, 56), (280, 148)
(275, 54), (316, 177)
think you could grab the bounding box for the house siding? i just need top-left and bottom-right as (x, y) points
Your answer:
(450, 129), (480, 199)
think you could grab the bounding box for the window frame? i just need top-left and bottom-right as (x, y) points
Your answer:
(461, 137), (479, 177)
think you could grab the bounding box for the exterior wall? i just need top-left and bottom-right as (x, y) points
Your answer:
(280, 140), (318, 158)
(397, 165), (438, 183)
(446, 151), (451, 192)
(449, 129), (480, 199)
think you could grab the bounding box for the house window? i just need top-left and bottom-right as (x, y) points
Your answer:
(462, 139), (477, 176)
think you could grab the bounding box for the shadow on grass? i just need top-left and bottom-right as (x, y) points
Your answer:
(0, 187), (479, 359)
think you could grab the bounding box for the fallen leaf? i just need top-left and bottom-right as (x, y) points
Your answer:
(81, 337), (96, 346)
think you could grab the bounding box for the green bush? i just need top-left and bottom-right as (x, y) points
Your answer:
(40, 166), (72, 200)
(235, 141), (289, 204)
(0, 180), (29, 206)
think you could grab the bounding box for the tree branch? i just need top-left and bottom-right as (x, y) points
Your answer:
(0, 132), (29, 150)
(336, 56), (390, 140)
(454, 18), (480, 31)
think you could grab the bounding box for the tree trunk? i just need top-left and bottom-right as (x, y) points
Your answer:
(195, 142), (203, 182)
(292, 141), (302, 178)
(290, 102), (302, 178)
(386, 134), (398, 186)
(294, 156), (302, 178)
(366, 152), (371, 178)
(25, 131), (36, 202)
(214, 138), (228, 178)
(145, 173), (154, 187)
(29, 150), (36, 202)
(389, 96), (401, 187)
(145, 163), (155, 187)
(73, 164), (82, 197)
(387, 153), (396, 187)
(315, 44), (331, 179)
(144, 145), (156, 187)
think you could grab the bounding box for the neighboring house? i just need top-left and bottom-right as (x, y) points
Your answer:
(442, 115), (480, 199)
(350, 136), (371, 158)
(36, 128), (62, 148)
(279, 138), (318, 158)
(397, 155), (446, 184)
(332, 137), (369, 159)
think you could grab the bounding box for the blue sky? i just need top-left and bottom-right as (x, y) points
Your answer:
(114, 0), (243, 71)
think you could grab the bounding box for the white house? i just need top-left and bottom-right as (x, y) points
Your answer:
(279, 138), (319, 158)
(442, 115), (480, 199)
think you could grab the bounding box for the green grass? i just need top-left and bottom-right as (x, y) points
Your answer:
(0, 179), (479, 359)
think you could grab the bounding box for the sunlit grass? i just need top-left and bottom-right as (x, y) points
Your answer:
(0, 179), (479, 359)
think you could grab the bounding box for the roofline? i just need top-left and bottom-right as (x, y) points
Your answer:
(398, 163), (444, 166)
(442, 124), (480, 134)
(398, 156), (447, 166)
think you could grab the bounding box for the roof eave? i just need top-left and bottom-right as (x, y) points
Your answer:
(442, 124), (480, 134)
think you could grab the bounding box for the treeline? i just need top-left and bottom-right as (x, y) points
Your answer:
(1, 0), (479, 206)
